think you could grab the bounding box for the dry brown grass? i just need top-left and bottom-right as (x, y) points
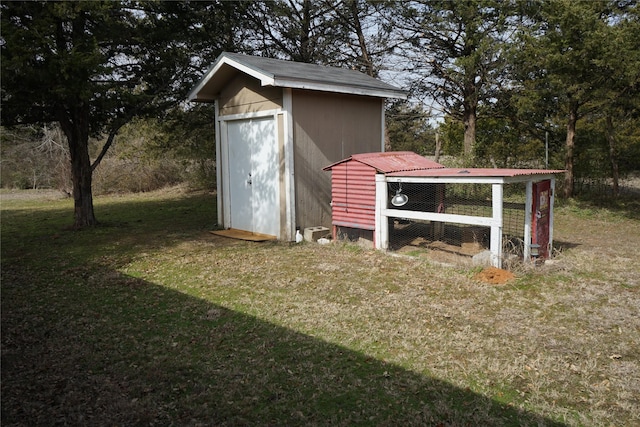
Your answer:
(2, 189), (639, 426)
(127, 208), (639, 425)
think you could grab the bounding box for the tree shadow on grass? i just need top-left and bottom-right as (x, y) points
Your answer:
(2, 265), (566, 426)
(2, 193), (567, 425)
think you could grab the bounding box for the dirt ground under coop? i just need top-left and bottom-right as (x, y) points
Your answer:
(389, 220), (524, 267)
(390, 220), (487, 252)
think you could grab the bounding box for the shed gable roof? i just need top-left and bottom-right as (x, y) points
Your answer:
(188, 52), (407, 102)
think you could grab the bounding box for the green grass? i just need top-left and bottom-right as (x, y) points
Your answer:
(2, 188), (639, 426)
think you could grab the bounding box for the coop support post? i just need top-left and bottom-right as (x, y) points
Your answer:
(524, 180), (533, 262)
(375, 174), (389, 250)
(490, 183), (504, 268)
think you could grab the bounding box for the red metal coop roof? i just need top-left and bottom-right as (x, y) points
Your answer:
(323, 151), (445, 173)
(324, 152), (564, 179)
(387, 167), (566, 177)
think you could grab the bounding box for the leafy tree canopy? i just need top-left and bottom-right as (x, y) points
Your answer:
(1, 0), (249, 226)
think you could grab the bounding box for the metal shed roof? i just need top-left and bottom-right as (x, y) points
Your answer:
(323, 151), (446, 174)
(188, 52), (407, 102)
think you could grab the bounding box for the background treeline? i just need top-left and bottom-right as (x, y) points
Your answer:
(2, 0), (639, 198)
(1, 107), (216, 194)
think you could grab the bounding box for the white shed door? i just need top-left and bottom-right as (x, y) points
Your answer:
(227, 117), (280, 237)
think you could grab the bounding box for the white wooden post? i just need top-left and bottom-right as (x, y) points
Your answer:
(524, 180), (533, 262)
(375, 174), (389, 250)
(214, 100), (223, 227)
(282, 89), (296, 241)
(490, 183), (504, 268)
(219, 120), (231, 229)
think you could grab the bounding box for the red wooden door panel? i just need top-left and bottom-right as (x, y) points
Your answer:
(532, 180), (551, 259)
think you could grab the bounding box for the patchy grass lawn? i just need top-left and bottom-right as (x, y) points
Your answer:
(2, 188), (639, 426)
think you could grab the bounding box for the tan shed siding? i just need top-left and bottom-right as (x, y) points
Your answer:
(292, 90), (383, 229)
(219, 74), (283, 116)
(330, 162), (376, 229)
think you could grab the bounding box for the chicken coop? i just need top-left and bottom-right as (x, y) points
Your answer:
(324, 151), (565, 268)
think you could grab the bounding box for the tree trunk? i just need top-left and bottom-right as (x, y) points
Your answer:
(299, 0), (312, 62)
(462, 74), (477, 160)
(58, 103), (97, 228)
(348, 0), (374, 77)
(563, 102), (578, 199)
(463, 104), (477, 159)
(70, 139), (97, 228)
(605, 115), (620, 197)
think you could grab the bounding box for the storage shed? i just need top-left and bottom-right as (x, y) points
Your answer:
(324, 152), (565, 268)
(188, 52), (406, 241)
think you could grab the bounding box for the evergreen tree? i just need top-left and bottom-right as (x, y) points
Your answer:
(389, 0), (515, 160)
(511, 0), (638, 197)
(1, 1), (248, 227)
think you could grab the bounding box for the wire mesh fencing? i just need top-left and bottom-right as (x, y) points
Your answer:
(386, 181), (527, 263)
